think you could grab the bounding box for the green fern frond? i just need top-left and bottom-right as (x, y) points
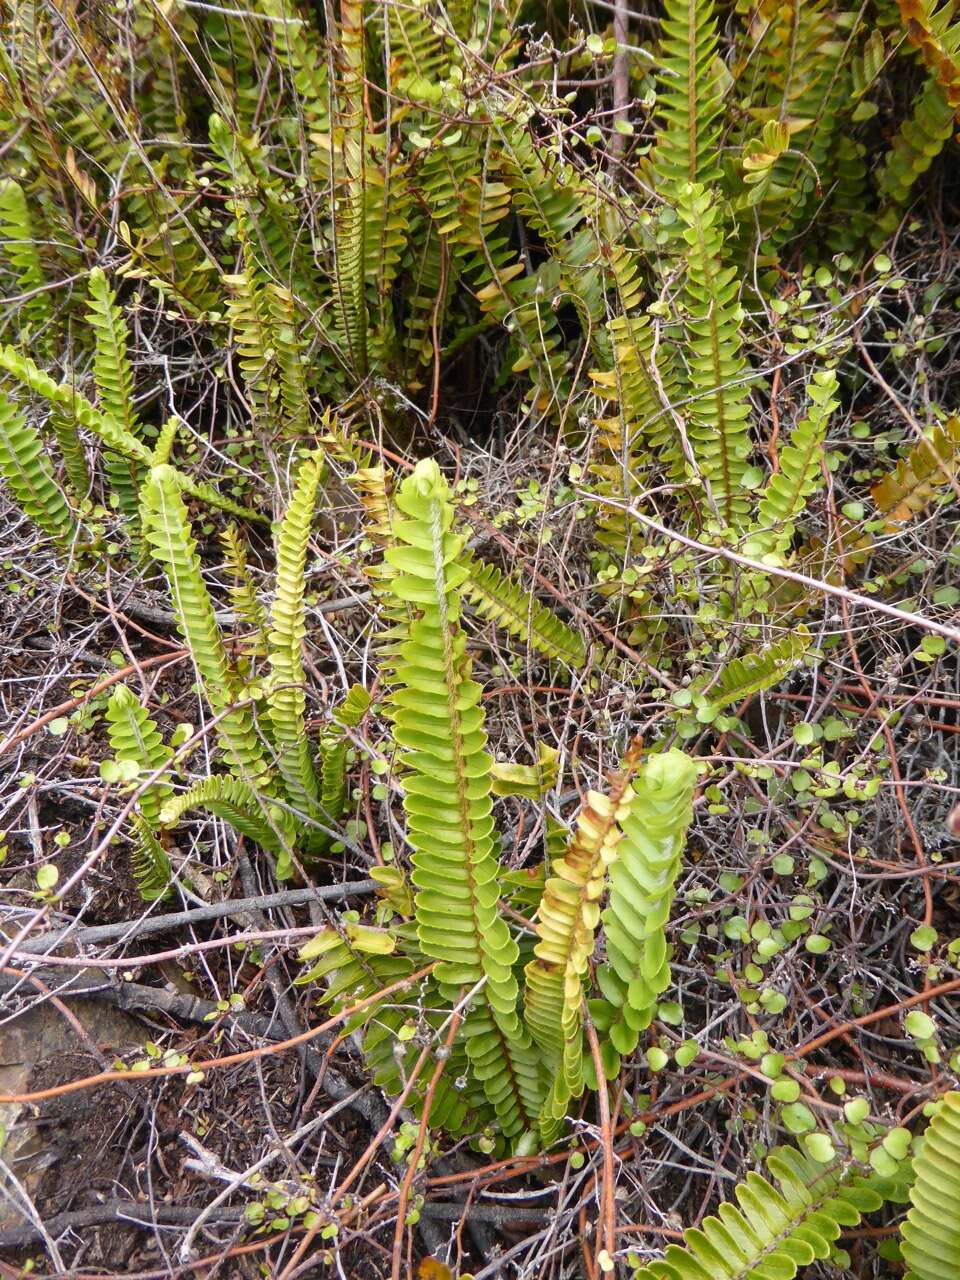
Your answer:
(265, 283), (310, 436)
(130, 818), (173, 902)
(0, 343), (149, 463)
(105, 685), (173, 827)
(592, 750), (697, 1076)
(223, 268), (276, 424)
(460, 549), (586, 667)
(651, 0), (726, 198)
(334, 683), (371, 728)
(901, 1091), (960, 1280)
(491, 743), (560, 799)
(632, 1145), (889, 1280)
(140, 464), (270, 784)
(298, 925), (489, 1137)
(676, 183), (753, 526)
(150, 416), (180, 467)
(384, 458), (545, 1139)
(0, 178), (51, 338)
(876, 79), (956, 241)
(315, 684), (370, 830)
(0, 390), (77, 543)
(87, 268), (140, 438)
(178, 473), (271, 525)
(696, 627), (811, 712)
(220, 523), (269, 656)
(754, 368), (838, 552)
(325, 0), (368, 377)
(159, 775), (295, 857)
(266, 452), (324, 816)
(49, 406), (92, 502)
(318, 732), (349, 828)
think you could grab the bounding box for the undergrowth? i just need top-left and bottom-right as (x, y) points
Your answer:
(1, 0), (960, 1276)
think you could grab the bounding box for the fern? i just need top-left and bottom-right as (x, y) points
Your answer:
(677, 183), (753, 526)
(220, 524), (268, 657)
(158, 776), (295, 858)
(592, 750), (697, 1076)
(297, 924), (489, 1137)
(105, 685), (173, 827)
(334, 683), (371, 729)
(695, 627), (810, 712)
(140, 464), (269, 785)
(130, 818), (174, 903)
(316, 684), (371, 828)
(459, 549), (586, 667)
(265, 283), (310, 437)
(266, 452), (324, 817)
(384, 459), (544, 1139)
(651, 0), (726, 197)
(753, 368), (838, 554)
(876, 78), (956, 239)
(524, 745), (642, 1138)
(0, 390), (77, 543)
(632, 1145), (892, 1279)
(87, 268), (143, 528)
(897, 0), (960, 116)
(0, 343), (149, 463)
(870, 416), (960, 526)
(0, 178), (51, 339)
(900, 1091), (960, 1280)
(327, 0), (368, 377)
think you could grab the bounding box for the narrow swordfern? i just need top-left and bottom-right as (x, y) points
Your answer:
(384, 458), (545, 1139)
(592, 749), (698, 1077)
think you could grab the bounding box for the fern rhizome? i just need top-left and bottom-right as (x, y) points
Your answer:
(1, 0), (960, 1272)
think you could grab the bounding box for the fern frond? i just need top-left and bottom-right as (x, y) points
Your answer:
(696, 627), (810, 712)
(327, 0), (368, 377)
(318, 732), (349, 827)
(0, 390), (77, 543)
(897, 0), (960, 117)
(0, 178), (51, 337)
(524, 745), (642, 1136)
(876, 78), (956, 236)
(870, 416), (960, 526)
(334, 683), (371, 728)
(130, 817), (173, 903)
(140, 464), (270, 784)
(297, 926), (490, 1137)
(676, 183), (753, 526)
(593, 750), (697, 1075)
(223, 268), (276, 423)
(178, 473), (271, 525)
(460, 549), (586, 667)
(754, 368), (838, 552)
(49, 406), (92, 502)
(901, 1091), (960, 1280)
(491, 743), (560, 799)
(0, 343), (149, 462)
(220, 523), (269, 656)
(632, 1145), (889, 1280)
(384, 459), (545, 1139)
(266, 452), (324, 816)
(651, 0), (726, 198)
(150, 416), (180, 467)
(105, 685), (173, 827)
(87, 268), (140, 438)
(159, 775), (295, 857)
(265, 283), (310, 436)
